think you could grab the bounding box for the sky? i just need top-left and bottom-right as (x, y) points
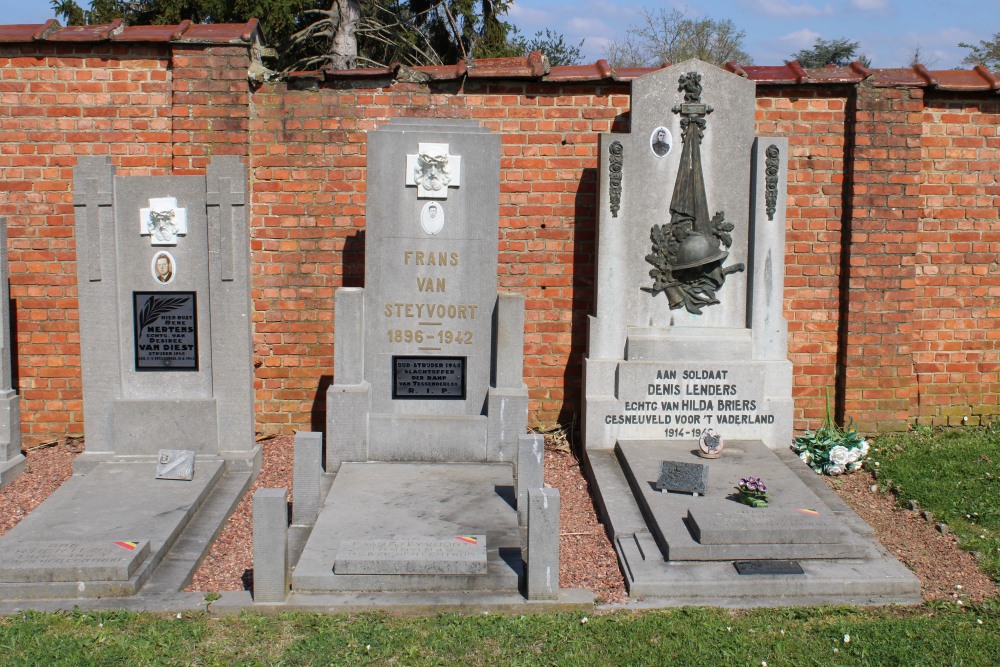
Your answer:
(1, 0), (996, 69)
(509, 0), (998, 68)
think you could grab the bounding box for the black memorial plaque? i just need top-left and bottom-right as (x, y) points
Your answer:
(733, 560), (804, 575)
(133, 291), (199, 371)
(392, 356), (466, 400)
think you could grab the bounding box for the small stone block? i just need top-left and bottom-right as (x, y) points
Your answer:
(292, 431), (322, 526)
(334, 535), (487, 575)
(687, 508), (842, 545)
(655, 460), (708, 495)
(733, 560), (804, 575)
(527, 488), (560, 600)
(155, 449), (196, 481)
(252, 488), (289, 603)
(0, 540), (150, 583)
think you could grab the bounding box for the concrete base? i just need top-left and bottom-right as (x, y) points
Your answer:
(293, 462), (522, 594)
(0, 453), (25, 490)
(585, 439), (922, 605)
(0, 456), (253, 599)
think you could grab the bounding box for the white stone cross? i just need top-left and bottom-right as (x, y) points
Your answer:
(405, 142), (462, 199)
(140, 197), (188, 246)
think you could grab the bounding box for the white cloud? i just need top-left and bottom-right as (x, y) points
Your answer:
(778, 28), (823, 48)
(752, 0), (834, 17)
(851, 0), (890, 10)
(568, 17), (611, 33)
(507, 2), (551, 24)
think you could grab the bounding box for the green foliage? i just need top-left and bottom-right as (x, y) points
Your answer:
(788, 36), (871, 68)
(49, 0), (575, 70)
(605, 8), (751, 68)
(874, 424), (1000, 581)
(514, 28), (583, 66)
(791, 388), (869, 475)
(50, 0), (316, 52)
(959, 32), (1000, 69)
(0, 606), (997, 664)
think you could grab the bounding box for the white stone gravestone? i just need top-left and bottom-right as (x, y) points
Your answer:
(0, 218), (24, 489)
(582, 60), (920, 605)
(0, 157), (259, 599)
(291, 119), (555, 599)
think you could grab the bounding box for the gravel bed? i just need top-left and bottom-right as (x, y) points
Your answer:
(1, 436), (996, 605)
(824, 470), (999, 604)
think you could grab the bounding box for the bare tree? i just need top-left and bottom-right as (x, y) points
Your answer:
(604, 8), (752, 68)
(288, 0), (362, 70)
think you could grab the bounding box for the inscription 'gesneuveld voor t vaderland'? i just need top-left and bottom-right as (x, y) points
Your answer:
(605, 367), (774, 438)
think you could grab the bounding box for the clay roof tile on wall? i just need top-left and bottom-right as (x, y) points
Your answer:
(1, 21), (998, 93)
(0, 19), (260, 45)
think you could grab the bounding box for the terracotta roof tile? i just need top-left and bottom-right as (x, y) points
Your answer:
(0, 20), (260, 45)
(1, 23), (997, 93)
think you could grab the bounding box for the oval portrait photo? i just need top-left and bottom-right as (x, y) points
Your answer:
(420, 201), (445, 235)
(151, 251), (176, 285)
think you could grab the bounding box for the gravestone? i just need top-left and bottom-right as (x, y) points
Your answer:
(291, 119), (551, 599)
(582, 60), (920, 604)
(0, 157), (259, 599)
(0, 217), (24, 489)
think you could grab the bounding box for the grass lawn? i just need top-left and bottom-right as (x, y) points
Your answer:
(872, 424), (1000, 581)
(0, 604), (997, 666)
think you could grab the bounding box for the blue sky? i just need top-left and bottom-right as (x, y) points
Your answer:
(1, 0), (996, 68)
(510, 0), (998, 68)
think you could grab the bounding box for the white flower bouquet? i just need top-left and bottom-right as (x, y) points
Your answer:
(791, 389), (870, 475)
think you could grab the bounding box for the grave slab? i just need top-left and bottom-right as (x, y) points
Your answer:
(334, 535), (487, 575)
(0, 459), (222, 598)
(616, 439), (867, 561)
(292, 462), (520, 593)
(688, 507), (842, 545)
(0, 540), (150, 583)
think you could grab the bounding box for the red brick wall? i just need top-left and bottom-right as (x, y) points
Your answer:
(248, 82), (629, 432)
(917, 95), (1000, 426)
(755, 87), (850, 428)
(0, 38), (997, 445)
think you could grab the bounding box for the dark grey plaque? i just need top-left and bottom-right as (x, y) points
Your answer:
(133, 291), (199, 371)
(655, 460), (708, 494)
(392, 356), (466, 399)
(733, 560), (804, 575)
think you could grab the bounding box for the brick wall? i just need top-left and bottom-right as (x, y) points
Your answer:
(0, 34), (997, 446)
(917, 95), (1000, 426)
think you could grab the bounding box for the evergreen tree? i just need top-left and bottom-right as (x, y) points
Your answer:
(788, 37), (870, 68)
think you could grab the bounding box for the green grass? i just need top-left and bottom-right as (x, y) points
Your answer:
(0, 604), (997, 666)
(871, 424), (1000, 581)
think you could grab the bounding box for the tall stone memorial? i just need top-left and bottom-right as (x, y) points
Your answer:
(0, 218), (24, 489)
(291, 119), (554, 599)
(0, 157), (259, 598)
(583, 61), (919, 604)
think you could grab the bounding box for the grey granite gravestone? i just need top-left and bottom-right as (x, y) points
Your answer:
(292, 119), (547, 599)
(0, 157), (259, 599)
(580, 60), (920, 605)
(0, 218), (24, 489)
(326, 118), (526, 467)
